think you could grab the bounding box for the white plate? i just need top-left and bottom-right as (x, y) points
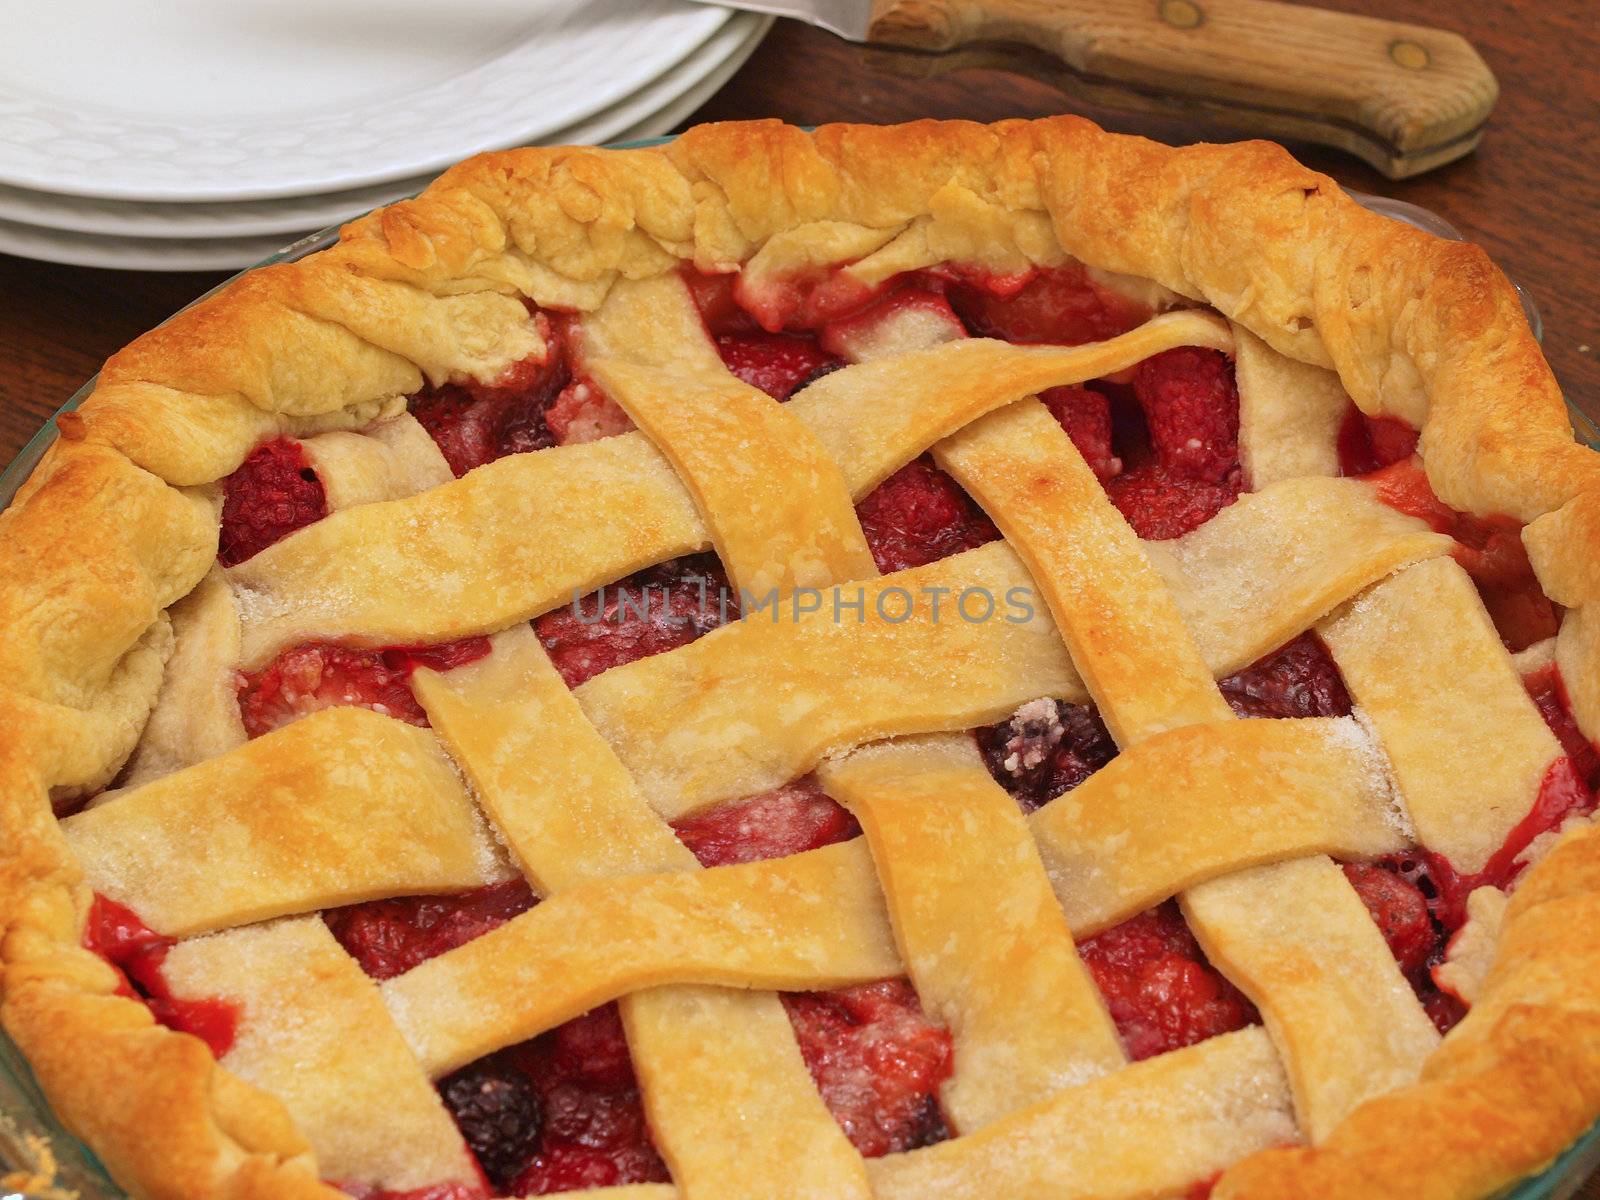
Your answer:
(0, 12), (767, 241)
(0, 16), (770, 271)
(0, 0), (733, 202)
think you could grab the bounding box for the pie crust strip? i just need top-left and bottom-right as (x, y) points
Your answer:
(581, 275), (876, 596)
(227, 313), (1234, 667)
(61, 706), (514, 937)
(865, 1026), (1297, 1200)
(934, 402), (1439, 1153)
(161, 917), (477, 1191)
(817, 735), (1125, 1132)
(1319, 556), (1562, 873)
(1181, 856), (1441, 1141)
(1233, 323), (1347, 489)
(578, 475), (1447, 822)
(1028, 716), (1408, 936)
(409, 626), (872, 1200)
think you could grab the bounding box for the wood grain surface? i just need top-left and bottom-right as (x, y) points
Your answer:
(0, 1), (1597, 1194)
(865, 0), (1498, 175)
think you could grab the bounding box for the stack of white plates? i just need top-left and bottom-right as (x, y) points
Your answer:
(0, 0), (768, 270)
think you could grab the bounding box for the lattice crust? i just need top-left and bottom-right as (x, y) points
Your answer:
(1233, 323), (1347, 487)
(1320, 556), (1562, 874)
(161, 918), (479, 1191)
(4, 118), (1600, 1200)
(816, 735), (1125, 1131)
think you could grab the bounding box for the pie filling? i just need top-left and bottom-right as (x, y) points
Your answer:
(145, 256), (1597, 1195)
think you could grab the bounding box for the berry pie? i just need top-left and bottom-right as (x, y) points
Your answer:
(4, 118), (1600, 1200)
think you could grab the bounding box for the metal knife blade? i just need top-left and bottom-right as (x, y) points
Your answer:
(690, 0), (868, 43)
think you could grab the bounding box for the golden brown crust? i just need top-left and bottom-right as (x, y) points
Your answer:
(2, 116), (1598, 1200)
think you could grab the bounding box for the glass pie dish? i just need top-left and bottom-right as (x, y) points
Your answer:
(2, 142), (1597, 1200)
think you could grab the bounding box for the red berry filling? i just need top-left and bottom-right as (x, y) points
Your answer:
(1040, 384), (1121, 482)
(236, 637), (490, 739)
(1526, 664), (1600, 790)
(541, 376), (634, 446)
(1337, 405), (1420, 478)
(325, 879), (538, 982)
(1077, 901), (1259, 1061)
(218, 437), (328, 566)
(716, 331), (842, 400)
(1393, 754), (1595, 937)
(84, 895), (240, 1057)
(1341, 862), (1436, 977)
(434, 1005), (669, 1196)
(855, 455), (1000, 573)
(534, 553), (737, 689)
(781, 979), (954, 1158)
(977, 699), (1118, 812)
(669, 776), (860, 868)
(1365, 458), (1559, 652)
(1218, 632), (1352, 720)
(410, 348), (571, 477)
(942, 263), (1151, 347)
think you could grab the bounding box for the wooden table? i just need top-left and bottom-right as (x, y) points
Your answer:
(1, 3), (1598, 1194)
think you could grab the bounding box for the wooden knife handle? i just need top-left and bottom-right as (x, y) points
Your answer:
(866, 0), (1498, 178)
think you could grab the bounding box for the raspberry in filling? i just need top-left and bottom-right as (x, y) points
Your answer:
(1076, 901), (1259, 1061)
(781, 980), (954, 1157)
(324, 878), (537, 982)
(1039, 384), (1121, 482)
(715, 330), (843, 400)
(1337, 405), (1420, 477)
(1218, 632), (1352, 720)
(1362, 457), (1559, 651)
(941, 263), (1151, 347)
(217, 437), (328, 566)
(409, 344), (569, 476)
(534, 553), (737, 689)
(84, 895), (240, 1057)
(1099, 348), (1244, 541)
(855, 455), (1000, 573)
(977, 698), (1117, 812)
(669, 776), (860, 868)
(236, 637), (491, 738)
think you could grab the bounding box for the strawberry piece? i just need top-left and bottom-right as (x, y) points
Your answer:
(542, 376), (634, 445)
(781, 980), (953, 1158)
(326, 879), (537, 982)
(945, 263), (1150, 346)
(1077, 901), (1258, 1061)
(1341, 862), (1437, 976)
(1039, 384), (1121, 482)
(715, 331), (842, 400)
(670, 776), (861, 867)
(856, 455), (1000, 573)
(534, 553), (736, 689)
(1219, 632), (1352, 720)
(218, 437), (328, 566)
(1104, 463), (1241, 540)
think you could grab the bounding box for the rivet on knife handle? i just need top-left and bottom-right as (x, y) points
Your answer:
(864, 0), (1499, 178)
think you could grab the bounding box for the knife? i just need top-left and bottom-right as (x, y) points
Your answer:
(696, 0), (1498, 178)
